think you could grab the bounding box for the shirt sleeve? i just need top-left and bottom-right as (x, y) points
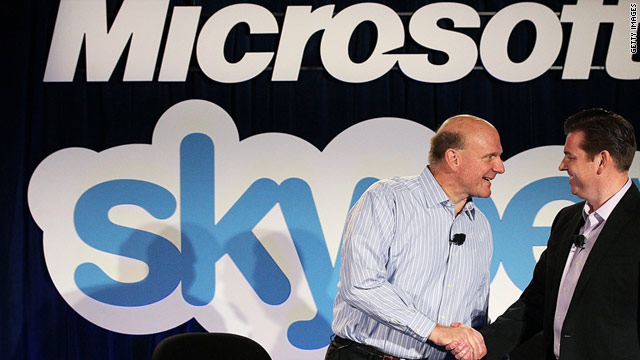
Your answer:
(337, 183), (437, 341)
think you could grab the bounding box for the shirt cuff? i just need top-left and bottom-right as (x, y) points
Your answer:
(408, 311), (437, 342)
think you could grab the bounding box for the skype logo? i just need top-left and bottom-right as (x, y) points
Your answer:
(28, 100), (640, 359)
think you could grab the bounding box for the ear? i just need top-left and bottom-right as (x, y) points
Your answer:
(444, 148), (460, 171)
(595, 150), (610, 175)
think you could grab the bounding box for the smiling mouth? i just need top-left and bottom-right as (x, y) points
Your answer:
(483, 177), (492, 182)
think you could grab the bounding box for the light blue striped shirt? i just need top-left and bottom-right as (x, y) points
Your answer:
(332, 166), (492, 360)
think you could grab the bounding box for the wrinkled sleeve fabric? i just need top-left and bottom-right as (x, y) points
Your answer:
(338, 183), (436, 341)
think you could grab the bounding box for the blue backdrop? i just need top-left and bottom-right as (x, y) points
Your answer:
(3, 1), (639, 359)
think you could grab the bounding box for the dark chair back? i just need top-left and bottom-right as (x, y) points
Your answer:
(152, 332), (272, 360)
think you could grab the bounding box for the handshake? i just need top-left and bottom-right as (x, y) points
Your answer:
(429, 322), (486, 360)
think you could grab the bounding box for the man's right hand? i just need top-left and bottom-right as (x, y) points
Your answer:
(428, 323), (486, 360)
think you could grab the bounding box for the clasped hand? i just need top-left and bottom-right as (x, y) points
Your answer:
(429, 322), (486, 360)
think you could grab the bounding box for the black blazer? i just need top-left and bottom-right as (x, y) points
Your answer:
(481, 184), (640, 360)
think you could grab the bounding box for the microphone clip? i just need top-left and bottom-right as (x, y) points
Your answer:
(450, 233), (466, 246)
(572, 234), (586, 249)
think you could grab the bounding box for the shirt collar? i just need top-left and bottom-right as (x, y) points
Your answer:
(582, 178), (631, 222)
(420, 166), (476, 220)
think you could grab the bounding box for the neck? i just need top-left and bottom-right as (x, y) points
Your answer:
(430, 164), (469, 216)
(586, 173), (629, 213)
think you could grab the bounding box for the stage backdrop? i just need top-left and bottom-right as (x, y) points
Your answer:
(3, 0), (639, 359)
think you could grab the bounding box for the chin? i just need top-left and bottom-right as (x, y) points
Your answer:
(474, 190), (491, 198)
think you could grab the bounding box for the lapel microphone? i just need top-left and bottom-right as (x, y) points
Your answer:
(572, 234), (586, 249)
(450, 233), (466, 246)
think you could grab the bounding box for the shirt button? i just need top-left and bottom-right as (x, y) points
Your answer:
(441, 315), (446, 319)
(448, 284), (452, 288)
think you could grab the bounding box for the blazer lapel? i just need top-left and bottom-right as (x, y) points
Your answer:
(569, 185), (640, 304)
(549, 208), (585, 296)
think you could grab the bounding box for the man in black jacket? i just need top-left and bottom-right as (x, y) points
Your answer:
(450, 109), (639, 360)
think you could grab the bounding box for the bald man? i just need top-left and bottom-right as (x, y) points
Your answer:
(325, 116), (505, 360)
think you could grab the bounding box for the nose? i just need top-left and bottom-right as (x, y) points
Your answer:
(558, 157), (567, 171)
(494, 158), (505, 174)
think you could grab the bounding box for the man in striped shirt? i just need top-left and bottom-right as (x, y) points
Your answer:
(326, 115), (505, 360)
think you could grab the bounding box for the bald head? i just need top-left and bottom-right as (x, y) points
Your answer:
(428, 115), (504, 203)
(429, 115), (497, 166)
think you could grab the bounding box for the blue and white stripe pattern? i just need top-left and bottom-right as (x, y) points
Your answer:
(331, 166), (492, 360)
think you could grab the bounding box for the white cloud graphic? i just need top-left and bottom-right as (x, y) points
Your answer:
(28, 99), (640, 359)
(28, 100), (434, 359)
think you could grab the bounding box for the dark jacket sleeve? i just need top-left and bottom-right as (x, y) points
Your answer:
(479, 205), (574, 360)
(479, 249), (547, 360)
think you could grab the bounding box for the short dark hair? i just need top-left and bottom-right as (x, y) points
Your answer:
(564, 108), (637, 171)
(429, 130), (465, 165)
